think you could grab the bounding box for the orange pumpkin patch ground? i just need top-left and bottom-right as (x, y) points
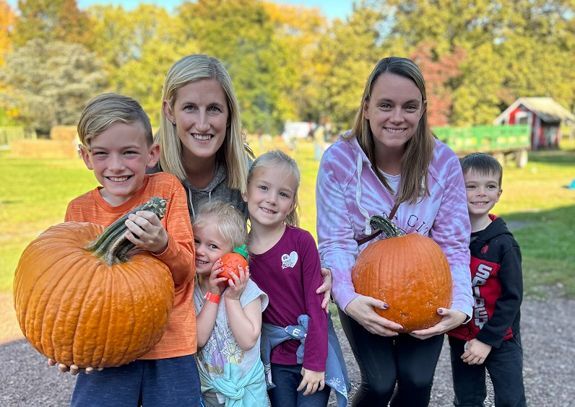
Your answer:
(352, 233), (452, 332)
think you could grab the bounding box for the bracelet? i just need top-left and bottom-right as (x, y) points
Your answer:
(204, 291), (221, 304)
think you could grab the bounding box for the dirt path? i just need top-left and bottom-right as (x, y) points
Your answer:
(0, 293), (24, 345)
(2, 293), (574, 406)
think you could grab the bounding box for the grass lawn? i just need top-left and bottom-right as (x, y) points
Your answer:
(1, 138), (574, 297)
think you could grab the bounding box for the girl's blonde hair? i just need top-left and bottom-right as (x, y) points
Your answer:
(193, 200), (247, 249)
(350, 56), (434, 204)
(157, 54), (248, 193)
(247, 150), (300, 227)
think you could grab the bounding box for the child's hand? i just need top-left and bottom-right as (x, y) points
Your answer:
(208, 260), (228, 295)
(223, 265), (249, 301)
(48, 359), (103, 375)
(125, 210), (168, 254)
(461, 338), (492, 365)
(296, 368), (325, 396)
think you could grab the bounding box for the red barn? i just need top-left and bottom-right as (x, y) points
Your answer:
(494, 97), (574, 149)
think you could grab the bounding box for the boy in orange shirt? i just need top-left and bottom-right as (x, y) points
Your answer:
(61, 93), (201, 406)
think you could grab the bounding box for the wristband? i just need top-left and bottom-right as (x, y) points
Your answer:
(204, 291), (221, 304)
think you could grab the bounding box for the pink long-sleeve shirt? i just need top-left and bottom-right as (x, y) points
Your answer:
(316, 136), (473, 317)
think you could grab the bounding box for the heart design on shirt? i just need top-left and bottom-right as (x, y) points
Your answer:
(281, 251), (298, 269)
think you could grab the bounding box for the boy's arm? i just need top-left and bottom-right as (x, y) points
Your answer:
(153, 183), (195, 288)
(476, 240), (523, 348)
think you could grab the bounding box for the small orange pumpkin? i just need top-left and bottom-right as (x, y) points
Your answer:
(13, 197), (174, 368)
(352, 216), (452, 332)
(217, 245), (249, 281)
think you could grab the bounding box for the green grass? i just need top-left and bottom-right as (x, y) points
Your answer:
(1, 139), (574, 297)
(0, 153), (97, 291)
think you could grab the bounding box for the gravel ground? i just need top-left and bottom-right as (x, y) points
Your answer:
(1, 296), (574, 406)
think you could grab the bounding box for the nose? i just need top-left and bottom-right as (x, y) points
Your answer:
(390, 107), (404, 123)
(196, 110), (210, 132)
(108, 153), (125, 171)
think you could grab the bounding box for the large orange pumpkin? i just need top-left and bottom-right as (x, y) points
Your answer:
(352, 216), (452, 332)
(13, 197), (175, 368)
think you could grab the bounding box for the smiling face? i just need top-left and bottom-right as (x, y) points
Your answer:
(163, 78), (229, 164)
(193, 215), (233, 276)
(80, 122), (159, 206)
(363, 72), (424, 156)
(464, 169), (502, 220)
(244, 164), (298, 229)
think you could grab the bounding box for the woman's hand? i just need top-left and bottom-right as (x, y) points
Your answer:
(345, 295), (403, 336)
(316, 268), (332, 310)
(297, 368), (325, 396)
(410, 308), (467, 340)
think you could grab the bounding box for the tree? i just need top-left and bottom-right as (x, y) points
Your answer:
(87, 4), (198, 124)
(178, 0), (295, 133)
(0, 0), (14, 65)
(0, 39), (106, 135)
(313, 3), (386, 130)
(12, 0), (92, 47)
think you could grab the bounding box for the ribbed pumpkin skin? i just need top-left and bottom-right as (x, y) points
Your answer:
(352, 234), (452, 332)
(13, 222), (175, 368)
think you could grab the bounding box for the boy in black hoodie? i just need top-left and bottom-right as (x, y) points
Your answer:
(448, 153), (526, 407)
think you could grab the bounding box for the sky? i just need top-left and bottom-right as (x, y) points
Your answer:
(7, 0), (353, 20)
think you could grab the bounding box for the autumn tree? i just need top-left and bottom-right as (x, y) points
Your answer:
(12, 0), (92, 47)
(0, 39), (106, 135)
(313, 2), (386, 131)
(178, 0), (295, 133)
(0, 0), (14, 65)
(87, 4), (197, 124)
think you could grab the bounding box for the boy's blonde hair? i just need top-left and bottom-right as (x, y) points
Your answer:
(350, 56), (434, 204)
(247, 150), (300, 227)
(157, 54), (248, 193)
(77, 93), (153, 147)
(193, 200), (247, 250)
(461, 153), (503, 187)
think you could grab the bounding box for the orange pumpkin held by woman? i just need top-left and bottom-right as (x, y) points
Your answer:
(13, 197), (175, 368)
(217, 245), (249, 281)
(352, 216), (452, 332)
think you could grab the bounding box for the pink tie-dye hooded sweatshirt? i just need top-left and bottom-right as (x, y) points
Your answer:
(316, 136), (473, 317)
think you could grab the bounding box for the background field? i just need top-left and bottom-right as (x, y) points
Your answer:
(1, 137), (574, 298)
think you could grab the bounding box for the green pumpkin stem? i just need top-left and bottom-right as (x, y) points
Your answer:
(86, 197), (167, 265)
(369, 215), (405, 238)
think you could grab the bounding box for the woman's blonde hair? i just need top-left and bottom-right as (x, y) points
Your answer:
(193, 200), (247, 249)
(350, 56), (434, 204)
(157, 54), (248, 193)
(247, 150), (300, 227)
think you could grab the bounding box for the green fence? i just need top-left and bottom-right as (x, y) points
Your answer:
(0, 127), (37, 146)
(433, 125), (530, 154)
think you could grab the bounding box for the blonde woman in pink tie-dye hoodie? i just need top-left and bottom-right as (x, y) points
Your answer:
(316, 57), (473, 407)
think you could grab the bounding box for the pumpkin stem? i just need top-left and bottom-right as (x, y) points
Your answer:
(86, 197), (167, 265)
(369, 215), (405, 238)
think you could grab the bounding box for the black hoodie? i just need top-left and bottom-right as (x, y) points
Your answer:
(449, 215), (523, 348)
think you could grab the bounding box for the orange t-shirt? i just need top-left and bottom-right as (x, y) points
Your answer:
(65, 172), (197, 359)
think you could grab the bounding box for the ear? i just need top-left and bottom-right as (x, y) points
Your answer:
(362, 99), (370, 120)
(241, 190), (248, 203)
(496, 188), (502, 202)
(79, 145), (94, 170)
(163, 100), (175, 125)
(146, 143), (161, 168)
